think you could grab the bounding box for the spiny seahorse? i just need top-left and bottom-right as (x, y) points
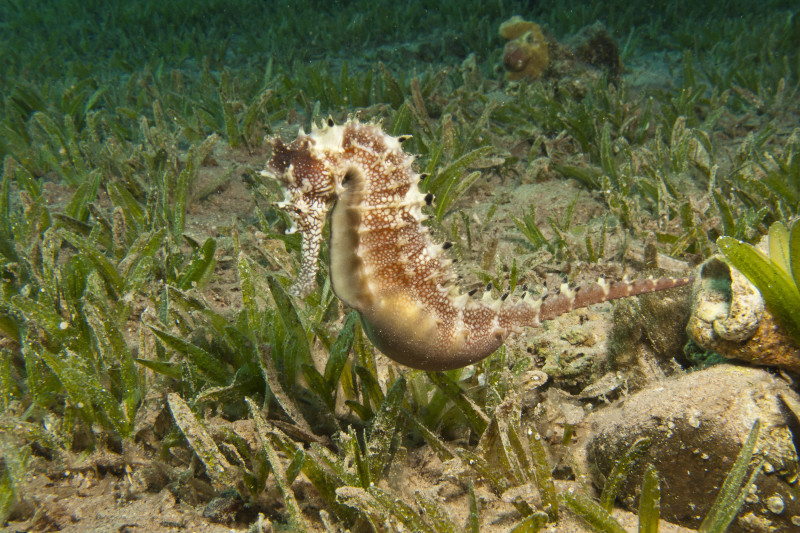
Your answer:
(263, 119), (691, 371)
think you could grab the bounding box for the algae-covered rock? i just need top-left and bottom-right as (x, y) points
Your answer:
(497, 17), (625, 84)
(578, 365), (800, 531)
(499, 16), (549, 81)
(608, 286), (692, 390)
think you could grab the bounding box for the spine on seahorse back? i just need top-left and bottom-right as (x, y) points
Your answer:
(264, 119), (691, 371)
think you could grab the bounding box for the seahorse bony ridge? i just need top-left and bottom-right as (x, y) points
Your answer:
(264, 119), (691, 370)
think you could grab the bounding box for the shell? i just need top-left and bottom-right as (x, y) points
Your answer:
(686, 237), (800, 372)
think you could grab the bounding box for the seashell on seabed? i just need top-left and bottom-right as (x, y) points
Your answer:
(686, 238), (800, 373)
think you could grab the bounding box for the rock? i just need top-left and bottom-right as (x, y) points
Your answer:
(578, 365), (800, 531)
(569, 23), (623, 79)
(608, 285), (692, 390)
(539, 480), (696, 532)
(497, 18), (626, 85)
(546, 22), (624, 85)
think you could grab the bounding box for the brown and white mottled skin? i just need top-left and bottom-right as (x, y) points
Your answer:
(264, 119), (691, 371)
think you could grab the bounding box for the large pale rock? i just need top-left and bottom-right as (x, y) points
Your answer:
(579, 365), (800, 532)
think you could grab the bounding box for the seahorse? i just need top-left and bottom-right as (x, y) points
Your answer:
(263, 119), (691, 371)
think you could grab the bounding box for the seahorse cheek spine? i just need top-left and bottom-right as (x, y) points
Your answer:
(264, 120), (691, 371)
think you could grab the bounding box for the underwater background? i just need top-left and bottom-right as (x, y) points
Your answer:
(1, 0), (800, 531)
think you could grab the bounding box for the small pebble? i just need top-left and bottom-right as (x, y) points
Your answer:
(766, 494), (785, 514)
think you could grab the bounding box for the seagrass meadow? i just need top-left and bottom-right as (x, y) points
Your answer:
(1, 0), (799, 531)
